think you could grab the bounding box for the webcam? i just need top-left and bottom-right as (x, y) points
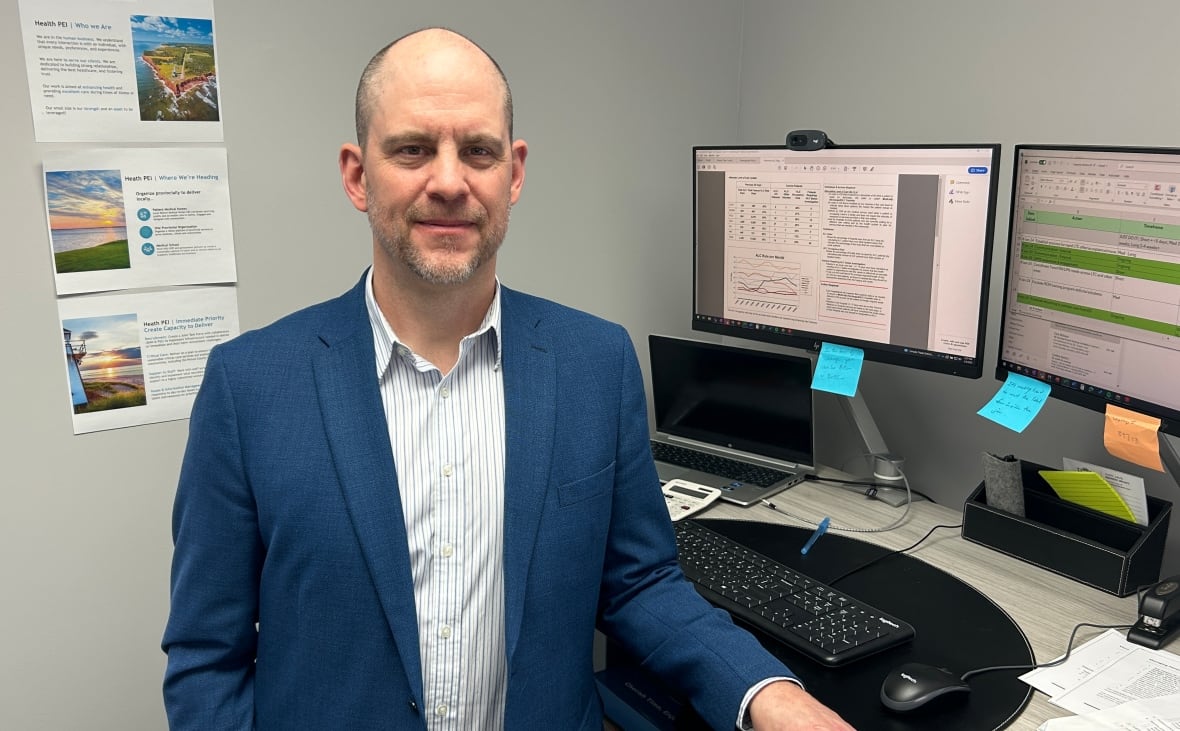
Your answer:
(786, 129), (832, 151)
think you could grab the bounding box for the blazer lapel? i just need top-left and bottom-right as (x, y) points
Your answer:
(499, 289), (557, 665)
(312, 278), (424, 704)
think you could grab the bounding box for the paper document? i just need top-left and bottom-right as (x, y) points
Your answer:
(1038, 692), (1180, 729)
(1023, 629), (1180, 727)
(1063, 458), (1150, 526)
(1039, 470), (1138, 523)
(1021, 629), (1139, 699)
(1050, 642), (1180, 715)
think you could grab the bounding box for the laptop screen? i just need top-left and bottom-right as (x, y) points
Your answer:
(649, 335), (815, 467)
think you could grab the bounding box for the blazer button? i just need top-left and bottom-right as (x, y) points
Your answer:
(409, 700), (419, 713)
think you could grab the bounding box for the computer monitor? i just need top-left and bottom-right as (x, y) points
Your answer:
(996, 145), (1180, 438)
(693, 143), (1001, 379)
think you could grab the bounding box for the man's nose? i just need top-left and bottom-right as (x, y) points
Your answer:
(425, 152), (468, 200)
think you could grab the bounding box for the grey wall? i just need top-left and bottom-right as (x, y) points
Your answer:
(3, 0), (1178, 728)
(0, 2), (741, 728)
(738, 0), (1180, 575)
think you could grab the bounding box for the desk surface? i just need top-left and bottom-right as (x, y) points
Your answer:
(695, 475), (1178, 730)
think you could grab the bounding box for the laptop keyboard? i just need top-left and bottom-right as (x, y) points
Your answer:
(651, 441), (793, 488)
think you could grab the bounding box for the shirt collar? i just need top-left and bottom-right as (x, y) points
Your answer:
(364, 268), (503, 376)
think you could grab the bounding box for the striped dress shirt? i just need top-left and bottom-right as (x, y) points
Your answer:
(365, 272), (508, 730)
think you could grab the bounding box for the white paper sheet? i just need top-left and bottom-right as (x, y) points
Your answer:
(1063, 457), (1151, 526)
(58, 286), (238, 433)
(43, 147), (237, 294)
(18, 0), (222, 142)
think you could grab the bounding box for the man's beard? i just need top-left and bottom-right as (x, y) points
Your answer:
(367, 194), (509, 286)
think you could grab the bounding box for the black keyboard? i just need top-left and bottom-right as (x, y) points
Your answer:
(651, 441), (791, 488)
(674, 520), (915, 667)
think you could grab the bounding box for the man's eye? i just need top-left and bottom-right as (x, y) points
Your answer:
(399, 146), (424, 156)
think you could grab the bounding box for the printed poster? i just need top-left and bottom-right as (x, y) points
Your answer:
(59, 285), (239, 433)
(18, 0), (222, 142)
(42, 147), (237, 295)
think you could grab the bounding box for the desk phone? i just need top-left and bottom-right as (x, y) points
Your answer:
(662, 479), (722, 521)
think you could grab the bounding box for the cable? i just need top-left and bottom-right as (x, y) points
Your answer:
(960, 623), (1133, 681)
(804, 473), (936, 504)
(822, 523), (962, 587)
(762, 462), (919, 536)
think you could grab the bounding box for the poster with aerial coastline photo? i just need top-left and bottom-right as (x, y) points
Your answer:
(58, 285), (239, 434)
(130, 15), (218, 123)
(43, 147), (238, 295)
(17, 0), (221, 142)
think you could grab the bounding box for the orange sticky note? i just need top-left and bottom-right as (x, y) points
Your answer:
(1104, 404), (1164, 472)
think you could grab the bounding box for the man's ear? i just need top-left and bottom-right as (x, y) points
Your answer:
(509, 138), (528, 206)
(339, 143), (368, 212)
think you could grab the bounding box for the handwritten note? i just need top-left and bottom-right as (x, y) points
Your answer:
(1039, 470), (1137, 522)
(811, 342), (864, 397)
(1104, 404), (1164, 472)
(978, 372), (1051, 433)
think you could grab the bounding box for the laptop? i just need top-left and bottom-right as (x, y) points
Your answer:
(647, 334), (816, 506)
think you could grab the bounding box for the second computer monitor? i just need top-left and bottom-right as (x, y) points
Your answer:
(996, 144), (1180, 437)
(693, 143), (1001, 378)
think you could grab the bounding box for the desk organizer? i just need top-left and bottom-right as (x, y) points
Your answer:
(962, 460), (1172, 596)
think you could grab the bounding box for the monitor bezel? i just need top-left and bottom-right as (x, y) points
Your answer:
(995, 143), (1180, 437)
(691, 142), (1002, 379)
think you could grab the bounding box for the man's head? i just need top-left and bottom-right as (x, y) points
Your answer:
(355, 27), (515, 150)
(339, 28), (527, 289)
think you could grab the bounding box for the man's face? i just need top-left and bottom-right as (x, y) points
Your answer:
(357, 46), (526, 286)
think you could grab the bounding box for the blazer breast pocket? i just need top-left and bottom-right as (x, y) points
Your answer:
(556, 461), (614, 508)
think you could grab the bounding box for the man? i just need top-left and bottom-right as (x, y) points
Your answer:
(162, 27), (853, 730)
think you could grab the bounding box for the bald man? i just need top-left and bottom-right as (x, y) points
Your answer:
(163, 27), (853, 731)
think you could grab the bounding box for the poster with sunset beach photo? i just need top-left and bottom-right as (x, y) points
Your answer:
(43, 147), (238, 294)
(59, 285), (239, 433)
(62, 311), (147, 419)
(45, 168), (131, 292)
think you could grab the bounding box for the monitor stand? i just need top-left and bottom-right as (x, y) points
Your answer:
(839, 388), (915, 507)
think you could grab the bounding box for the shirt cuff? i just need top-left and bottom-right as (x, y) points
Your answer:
(736, 677), (804, 730)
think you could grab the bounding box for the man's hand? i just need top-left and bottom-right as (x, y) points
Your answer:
(748, 681), (856, 730)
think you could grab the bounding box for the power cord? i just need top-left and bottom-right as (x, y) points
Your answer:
(761, 461), (919, 536)
(960, 581), (1159, 681)
(959, 622), (1133, 681)
(822, 523), (962, 587)
(804, 474), (936, 504)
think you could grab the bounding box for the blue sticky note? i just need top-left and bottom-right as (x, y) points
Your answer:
(977, 372), (1051, 433)
(811, 342), (864, 397)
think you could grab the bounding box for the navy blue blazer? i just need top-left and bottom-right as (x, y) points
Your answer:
(163, 272), (794, 730)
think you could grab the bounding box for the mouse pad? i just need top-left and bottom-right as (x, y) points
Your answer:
(606, 519), (1034, 730)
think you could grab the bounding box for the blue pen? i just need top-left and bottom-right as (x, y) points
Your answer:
(800, 517), (830, 555)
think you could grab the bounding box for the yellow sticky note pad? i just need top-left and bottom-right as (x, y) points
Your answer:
(1039, 470), (1137, 522)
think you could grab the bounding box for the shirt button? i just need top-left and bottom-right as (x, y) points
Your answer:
(442, 464), (453, 477)
(440, 625), (452, 639)
(435, 704), (448, 717)
(441, 543), (454, 558)
(440, 386), (450, 398)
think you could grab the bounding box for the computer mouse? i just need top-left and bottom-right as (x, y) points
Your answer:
(880, 662), (971, 712)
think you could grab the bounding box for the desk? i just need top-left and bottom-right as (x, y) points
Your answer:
(654, 476), (1175, 730)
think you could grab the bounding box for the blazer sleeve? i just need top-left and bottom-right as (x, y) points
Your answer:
(162, 346), (261, 730)
(594, 333), (797, 731)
